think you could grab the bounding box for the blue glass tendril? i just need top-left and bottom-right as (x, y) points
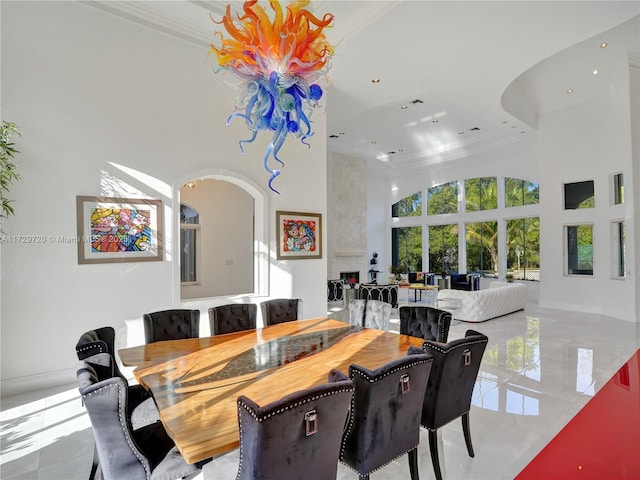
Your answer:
(226, 71), (323, 194)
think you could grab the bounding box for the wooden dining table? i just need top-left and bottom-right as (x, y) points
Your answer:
(118, 317), (424, 464)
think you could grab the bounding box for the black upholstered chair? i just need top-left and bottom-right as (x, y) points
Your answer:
(419, 329), (489, 480)
(77, 354), (204, 480)
(399, 306), (452, 342)
(142, 309), (200, 343)
(234, 370), (354, 480)
(208, 303), (257, 335)
(260, 298), (303, 326)
(340, 352), (433, 480)
(76, 327), (160, 479)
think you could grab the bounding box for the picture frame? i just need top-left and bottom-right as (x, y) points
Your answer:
(276, 210), (322, 260)
(76, 196), (163, 264)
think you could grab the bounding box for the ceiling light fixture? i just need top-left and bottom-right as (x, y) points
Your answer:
(432, 119), (438, 123)
(371, 140), (377, 144)
(567, 89), (574, 94)
(185, 181), (196, 189)
(401, 105), (408, 109)
(592, 69), (599, 75)
(371, 78), (380, 83)
(458, 131), (464, 135)
(209, 0), (335, 194)
(601, 42), (608, 48)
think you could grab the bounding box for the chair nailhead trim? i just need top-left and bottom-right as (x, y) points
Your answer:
(350, 358), (432, 383)
(83, 383), (151, 479)
(422, 339), (486, 354)
(77, 344), (106, 354)
(237, 386), (355, 422)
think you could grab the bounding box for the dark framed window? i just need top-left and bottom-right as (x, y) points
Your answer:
(427, 181), (458, 215)
(506, 178), (539, 207)
(392, 192), (422, 218)
(465, 177), (497, 211)
(564, 181), (594, 210)
(180, 204), (199, 283)
(428, 224), (458, 273)
(466, 221), (498, 274)
(391, 226), (422, 273)
(506, 217), (540, 281)
(566, 224), (593, 275)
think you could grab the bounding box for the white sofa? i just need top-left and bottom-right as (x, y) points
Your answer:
(436, 281), (527, 322)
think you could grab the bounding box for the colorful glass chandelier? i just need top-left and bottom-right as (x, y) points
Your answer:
(208, 0), (334, 193)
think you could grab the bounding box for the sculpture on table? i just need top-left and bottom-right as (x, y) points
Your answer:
(368, 251), (379, 284)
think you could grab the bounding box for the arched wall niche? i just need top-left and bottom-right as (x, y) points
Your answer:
(173, 169), (269, 303)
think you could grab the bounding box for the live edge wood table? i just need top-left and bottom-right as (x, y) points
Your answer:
(118, 318), (424, 464)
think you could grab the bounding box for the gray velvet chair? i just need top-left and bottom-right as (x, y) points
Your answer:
(339, 352), (433, 480)
(419, 329), (489, 480)
(234, 370), (354, 480)
(143, 309), (200, 343)
(208, 303), (257, 335)
(260, 298), (303, 326)
(76, 327), (160, 479)
(348, 299), (366, 327)
(363, 299), (392, 330)
(348, 299), (391, 330)
(76, 354), (204, 480)
(399, 306), (452, 342)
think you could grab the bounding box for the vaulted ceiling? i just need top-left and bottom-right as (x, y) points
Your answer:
(85, 1), (640, 175)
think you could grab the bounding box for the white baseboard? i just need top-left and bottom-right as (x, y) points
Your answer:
(1, 367), (76, 398)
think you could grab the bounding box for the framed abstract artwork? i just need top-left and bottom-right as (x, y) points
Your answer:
(76, 196), (163, 264)
(276, 210), (322, 260)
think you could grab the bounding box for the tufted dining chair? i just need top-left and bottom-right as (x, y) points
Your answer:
(234, 370), (354, 480)
(399, 306), (452, 342)
(208, 303), (257, 335)
(339, 352), (433, 480)
(260, 298), (303, 326)
(143, 309), (200, 343)
(419, 329), (489, 480)
(77, 354), (204, 480)
(76, 327), (160, 479)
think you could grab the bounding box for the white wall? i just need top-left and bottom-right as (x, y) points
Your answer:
(1, 1), (328, 395)
(537, 55), (636, 320)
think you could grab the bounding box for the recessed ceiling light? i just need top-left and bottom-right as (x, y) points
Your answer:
(401, 105), (408, 110)
(592, 69), (599, 75)
(432, 119), (438, 123)
(371, 140), (377, 144)
(567, 89), (574, 94)
(371, 78), (380, 83)
(458, 131), (464, 135)
(398, 149), (404, 152)
(339, 132), (345, 135)
(601, 42), (608, 48)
